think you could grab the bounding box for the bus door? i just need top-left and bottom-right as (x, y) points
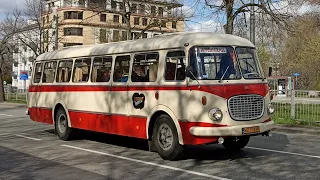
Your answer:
(109, 55), (131, 136)
(32, 62), (43, 122)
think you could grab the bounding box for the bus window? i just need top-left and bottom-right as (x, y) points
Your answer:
(92, 56), (113, 82)
(73, 58), (92, 82)
(165, 50), (186, 81)
(113, 55), (130, 82)
(56, 60), (73, 83)
(33, 63), (43, 83)
(42, 61), (57, 83)
(132, 52), (159, 82)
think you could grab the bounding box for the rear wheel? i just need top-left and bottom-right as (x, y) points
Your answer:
(152, 114), (184, 160)
(55, 108), (73, 141)
(222, 136), (250, 151)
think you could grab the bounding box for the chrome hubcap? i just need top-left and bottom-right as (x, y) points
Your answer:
(157, 123), (173, 151)
(58, 114), (67, 134)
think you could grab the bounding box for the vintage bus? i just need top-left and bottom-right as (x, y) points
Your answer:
(27, 32), (274, 160)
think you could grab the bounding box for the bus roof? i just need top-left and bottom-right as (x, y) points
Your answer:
(37, 32), (254, 61)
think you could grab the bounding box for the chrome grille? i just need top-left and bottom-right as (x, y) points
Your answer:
(228, 95), (264, 120)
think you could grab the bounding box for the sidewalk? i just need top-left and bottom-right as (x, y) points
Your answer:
(273, 124), (320, 136)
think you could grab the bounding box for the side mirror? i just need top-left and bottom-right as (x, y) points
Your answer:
(186, 66), (193, 78)
(268, 67), (273, 77)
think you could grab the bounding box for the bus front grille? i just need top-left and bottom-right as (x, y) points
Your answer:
(228, 95), (264, 120)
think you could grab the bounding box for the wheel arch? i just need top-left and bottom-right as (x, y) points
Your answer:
(52, 100), (72, 127)
(147, 105), (184, 145)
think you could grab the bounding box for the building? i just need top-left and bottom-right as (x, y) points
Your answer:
(42, 0), (185, 50)
(11, 23), (39, 92)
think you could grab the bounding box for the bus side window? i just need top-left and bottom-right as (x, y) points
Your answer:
(56, 60), (73, 83)
(33, 63), (43, 83)
(165, 51), (186, 81)
(73, 58), (92, 82)
(132, 52), (159, 82)
(42, 61), (57, 83)
(113, 55), (130, 82)
(92, 56), (113, 82)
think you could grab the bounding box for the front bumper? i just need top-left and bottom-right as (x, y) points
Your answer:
(189, 120), (274, 137)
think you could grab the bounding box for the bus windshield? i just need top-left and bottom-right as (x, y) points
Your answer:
(189, 46), (262, 80)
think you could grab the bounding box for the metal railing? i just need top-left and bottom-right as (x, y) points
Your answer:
(5, 93), (27, 103)
(271, 90), (320, 126)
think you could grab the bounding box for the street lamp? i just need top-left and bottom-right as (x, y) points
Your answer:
(185, 19), (203, 32)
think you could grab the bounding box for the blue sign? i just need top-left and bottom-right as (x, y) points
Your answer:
(293, 72), (300, 77)
(20, 73), (29, 80)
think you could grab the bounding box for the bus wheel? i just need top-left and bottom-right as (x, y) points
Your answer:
(55, 108), (73, 141)
(222, 136), (250, 151)
(152, 114), (184, 160)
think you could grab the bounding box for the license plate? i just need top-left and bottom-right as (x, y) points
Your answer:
(242, 126), (260, 134)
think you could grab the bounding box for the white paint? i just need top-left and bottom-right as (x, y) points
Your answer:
(0, 114), (13, 117)
(246, 146), (320, 159)
(62, 144), (231, 180)
(15, 134), (41, 141)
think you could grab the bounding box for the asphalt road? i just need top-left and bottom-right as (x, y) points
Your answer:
(1, 103), (320, 180)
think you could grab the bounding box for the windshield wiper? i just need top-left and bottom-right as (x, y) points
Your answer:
(219, 66), (230, 83)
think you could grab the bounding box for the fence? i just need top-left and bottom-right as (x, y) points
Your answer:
(271, 90), (320, 126)
(5, 92), (27, 103)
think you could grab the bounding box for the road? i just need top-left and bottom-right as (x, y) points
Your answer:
(1, 103), (320, 180)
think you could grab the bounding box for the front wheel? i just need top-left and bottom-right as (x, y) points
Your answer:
(152, 114), (184, 160)
(55, 108), (74, 141)
(222, 136), (250, 151)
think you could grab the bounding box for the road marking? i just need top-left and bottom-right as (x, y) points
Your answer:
(0, 133), (10, 136)
(62, 144), (231, 180)
(0, 114), (13, 117)
(15, 134), (41, 141)
(246, 146), (320, 159)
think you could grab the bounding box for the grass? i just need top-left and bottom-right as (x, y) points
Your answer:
(5, 100), (27, 104)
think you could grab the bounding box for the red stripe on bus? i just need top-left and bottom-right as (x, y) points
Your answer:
(179, 122), (228, 145)
(28, 84), (268, 99)
(29, 107), (54, 124)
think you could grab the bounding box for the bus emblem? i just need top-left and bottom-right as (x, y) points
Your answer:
(245, 86), (249, 90)
(132, 93), (145, 109)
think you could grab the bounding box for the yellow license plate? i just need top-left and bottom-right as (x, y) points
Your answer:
(242, 126), (260, 134)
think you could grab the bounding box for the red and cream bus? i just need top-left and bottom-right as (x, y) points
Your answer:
(27, 32), (274, 160)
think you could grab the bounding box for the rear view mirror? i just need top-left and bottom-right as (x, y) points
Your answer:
(268, 67), (273, 77)
(186, 66), (193, 78)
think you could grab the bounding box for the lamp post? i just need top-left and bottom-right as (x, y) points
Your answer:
(185, 19), (203, 32)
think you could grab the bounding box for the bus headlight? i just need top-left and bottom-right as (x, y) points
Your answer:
(209, 108), (223, 121)
(268, 103), (275, 114)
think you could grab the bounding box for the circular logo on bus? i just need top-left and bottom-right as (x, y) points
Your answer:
(132, 93), (145, 109)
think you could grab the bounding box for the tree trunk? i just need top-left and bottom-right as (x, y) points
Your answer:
(224, 0), (234, 34)
(0, 68), (5, 102)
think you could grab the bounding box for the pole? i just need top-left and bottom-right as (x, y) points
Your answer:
(250, 0), (255, 45)
(55, 14), (59, 50)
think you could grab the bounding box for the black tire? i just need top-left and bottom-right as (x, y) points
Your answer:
(152, 114), (184, 160)
(55, 108), (74, 141)
(222, 136), (250, 151)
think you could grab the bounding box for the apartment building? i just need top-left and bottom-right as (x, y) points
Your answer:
(42, 0), (185, 50)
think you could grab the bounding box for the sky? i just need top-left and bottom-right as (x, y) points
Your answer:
(0, 0), (317, 33)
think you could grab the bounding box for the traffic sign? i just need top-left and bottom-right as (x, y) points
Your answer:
(293, 72), (300, 77)
(20, 73), (29, 80)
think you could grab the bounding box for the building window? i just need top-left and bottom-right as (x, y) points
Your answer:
(122, 31), (127, 41)
(113, 30), (119, 42)
(158, 7), (163, 17)
(63, 43), (83, 47)
(142, 18), (148, 26)
(122, 16), (127, 24)
(165, 51), (186, 81)
(113, 15), (119, 23)
(73, 58), (92, 82)
(111, 0), (117, 9)
(64, 27), (83, 36)
(140, 5), (145, 14)
(64, 11), (83, 19)
(153, 19), (159, 25)
(172, 21), (177, 29)
(119, 2), (124, 11)
(151, 6), (156, 16)
(100, 29), (107, 43)
(134, 17), (140, 25)
(132, 52), (159, 82)
(42, 61), (57, 83)
(92, 56), (113, 82)
(131, 4), (137, 13)
(161, 20), (166, 28)
(100, 14), (106, 22)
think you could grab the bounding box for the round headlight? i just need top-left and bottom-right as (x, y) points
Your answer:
(268, 103), (275, 114)
(209, 108), (223, 121)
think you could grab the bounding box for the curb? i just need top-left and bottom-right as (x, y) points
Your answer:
(0, 102), (27, 108)
(272, 125), (320, 136)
